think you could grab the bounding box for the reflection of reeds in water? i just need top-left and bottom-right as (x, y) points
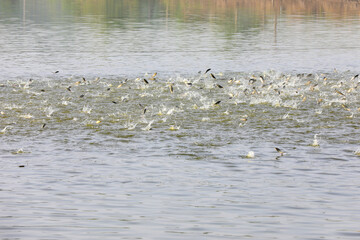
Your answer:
(11, 0), (359, 36)
(161, 0), (360, 17)
(17, 0), (360, 20)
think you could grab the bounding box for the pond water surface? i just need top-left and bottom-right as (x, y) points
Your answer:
(1, 0), (360, 239)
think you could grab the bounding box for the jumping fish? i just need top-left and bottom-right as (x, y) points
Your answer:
(275, 147), (284, 156)
(335, 89), (345, 96)
(169, 84), (174, 93)
(150, 72), (157, 80)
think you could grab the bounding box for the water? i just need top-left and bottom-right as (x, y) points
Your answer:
(1, 0), (360, 78)
(1, 0), (360, 239)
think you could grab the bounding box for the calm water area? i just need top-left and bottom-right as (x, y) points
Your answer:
(1, 0), (360, 239)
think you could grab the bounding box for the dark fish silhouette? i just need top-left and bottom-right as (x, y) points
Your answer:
(249, 78), (256, 84)
(275, 147), (284, 156)
(335, 89), (344, 96)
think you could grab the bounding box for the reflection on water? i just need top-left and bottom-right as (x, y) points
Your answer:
(4, 0), (360, 21)
(0, 0), (359, 78)
(1, 1), (360, 239)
